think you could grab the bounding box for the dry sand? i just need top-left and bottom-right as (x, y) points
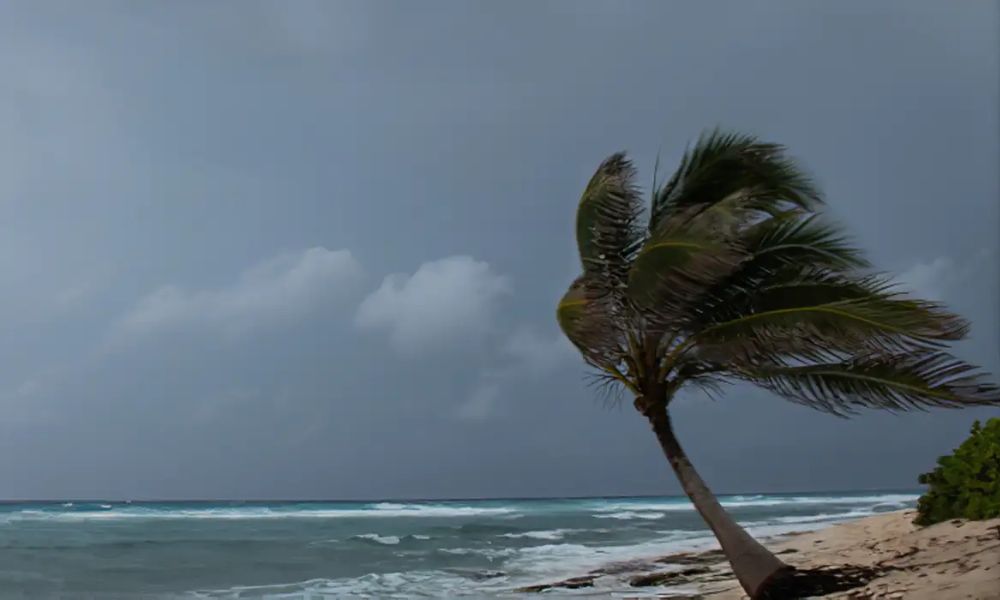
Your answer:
(519, 510), (1000, 599)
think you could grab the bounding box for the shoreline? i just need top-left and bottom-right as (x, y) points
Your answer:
(517, 510), (1000, 599)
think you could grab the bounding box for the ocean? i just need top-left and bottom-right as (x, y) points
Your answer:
(0, 492), (917, 598)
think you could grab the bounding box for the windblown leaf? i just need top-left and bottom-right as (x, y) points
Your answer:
(576, 153), (644, 299)
(650, 129), (822, 232)
(746, 213), (868, 270)
(682, 214), (870, 331)
(626, 215), (744, 328)
(739, 351), (1000, 416)
(628, 237), (726, 304)
(556, 276), (624, 369)
(689, 288), (971, 367)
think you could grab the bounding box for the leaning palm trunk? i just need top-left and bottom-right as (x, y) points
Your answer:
(645, 403), (789, 596)
(558, 130), (1000, 598)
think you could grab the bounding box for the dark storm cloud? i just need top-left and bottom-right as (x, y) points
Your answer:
(0, 0), (996, 499)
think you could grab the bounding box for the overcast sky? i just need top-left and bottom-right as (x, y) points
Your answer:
(0, 1), (997, 500)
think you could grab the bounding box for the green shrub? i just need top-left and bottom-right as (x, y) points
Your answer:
(914, 418), (1000, 526)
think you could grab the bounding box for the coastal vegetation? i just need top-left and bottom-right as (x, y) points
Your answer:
(915, 417), (1000, 526)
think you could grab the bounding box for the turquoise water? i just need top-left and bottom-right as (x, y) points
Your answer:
(0, 492), (917, 598)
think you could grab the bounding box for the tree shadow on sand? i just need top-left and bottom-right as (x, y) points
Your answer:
(758, 564), (886, 599)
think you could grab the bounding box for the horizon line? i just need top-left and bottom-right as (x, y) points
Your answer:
(0, 486), (923, 505)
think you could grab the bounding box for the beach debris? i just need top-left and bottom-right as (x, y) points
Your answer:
(469, 570), (505, 580)
(629, 566), (711, 587)
(514, 575), (595, 592)
(656, 549), (726, 565)
(599, 559), (660, 575)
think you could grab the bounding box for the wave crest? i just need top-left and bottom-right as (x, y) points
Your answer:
(351, 533), (400, 545)
(594, 511), (665, 520)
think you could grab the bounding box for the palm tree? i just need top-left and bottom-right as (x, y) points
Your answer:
(556, 130), (1000, 599)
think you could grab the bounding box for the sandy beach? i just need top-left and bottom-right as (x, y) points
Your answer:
(520, 510), (1000, 598)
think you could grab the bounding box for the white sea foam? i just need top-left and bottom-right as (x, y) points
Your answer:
(730, 493), (917, 507)
(592, 493), (918, 514)
(438, 547), (517, 560)
(143, 494), (919, 599)
(744, 520), (845, 540)
(500, 529), (572, 540)
(593, 511), (665, 520)
(499, 528), (611, 541)
(509, 506), (900, 589)
(505, 531), (711, 584)
(351, 533), (401, 545)
(204, 515), (867, 598)
(0, 503), (516, 523)
(365, 503), (516, 518)
(188, 571), (482, 599)
(0, 493), (914, 525)
(735, 512), (873, 533)
(728, 494), (766, 501)
(769, 510), (876, 525)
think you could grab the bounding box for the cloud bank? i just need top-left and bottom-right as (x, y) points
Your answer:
(114, 247), (363, 342)
(356, 256), (511, 355)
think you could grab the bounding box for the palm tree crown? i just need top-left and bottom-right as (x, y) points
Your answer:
(558, 130), (998, 416)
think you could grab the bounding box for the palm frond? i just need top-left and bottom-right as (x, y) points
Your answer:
(689, 286), (970, 368)
(586, 370), (627, 409)
(649, 129), (822, 232)
(746, 213), (868, 270)
(556, 276), (626, 371)
(576, 153), (645, 300)
(683, 376), (730, 402)
(626, 214), (745, 329)
(739, 351), (1000, 416)
(679, 214), (869, 330)
(669, 360), (730, 401)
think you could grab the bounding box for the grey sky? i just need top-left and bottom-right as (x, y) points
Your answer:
(0, 1), (997, 500)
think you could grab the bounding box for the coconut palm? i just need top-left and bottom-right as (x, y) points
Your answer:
(557, 130), (1000, 599)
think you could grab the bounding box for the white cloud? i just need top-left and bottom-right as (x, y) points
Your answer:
(896, 249), (992, 303)
(456, 383), (500, 422)
(355, 256), (511, 355)
(502, 328), (577, 374)
(897, 256), (954, 302)
(114, 247), (363, 342)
